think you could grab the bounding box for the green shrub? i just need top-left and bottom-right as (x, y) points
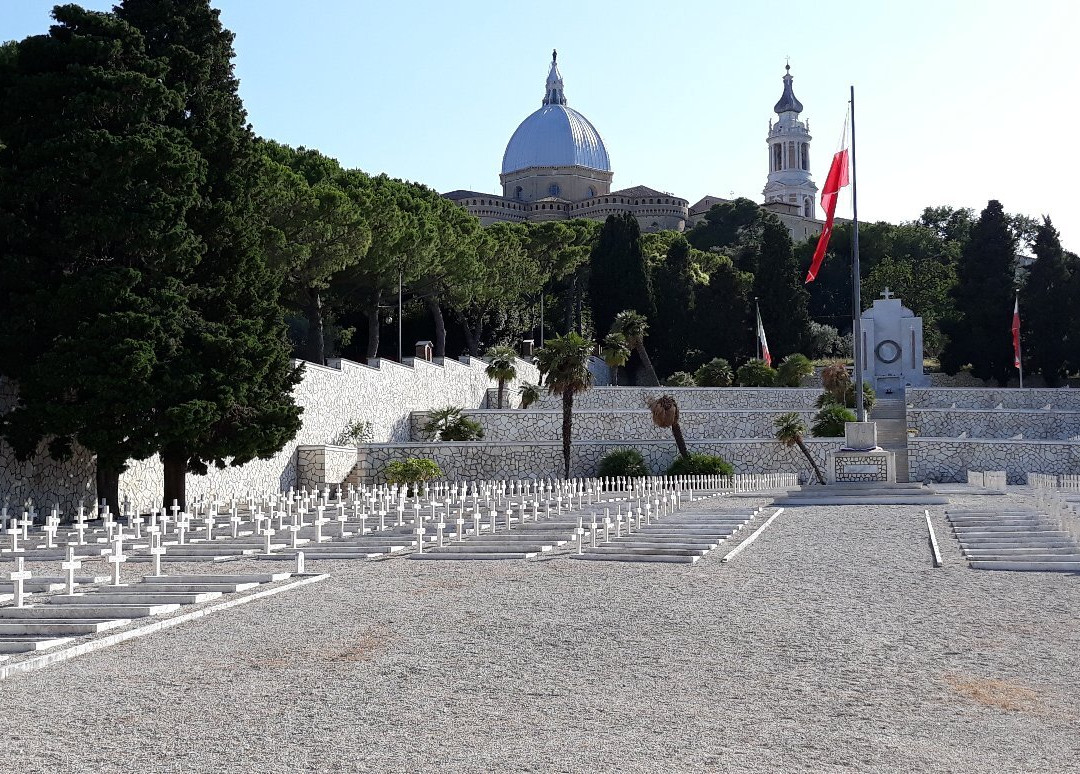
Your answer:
(665, 453), (734, 476)
(334, 418), (373, 445)
(420, 406), (485, 441)
(664, 371), (696, 387)
(811, 404), (856, 437)
(776, 353), (814, 387)
(384, 458), (443, 495)
(597, 448), (650, 478)
(693, 357), (733, 387)
(735, 359), (777, 387)
(815, 380), (876, 413)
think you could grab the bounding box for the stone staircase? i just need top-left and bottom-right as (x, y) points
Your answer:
(872, 396), (910, 482)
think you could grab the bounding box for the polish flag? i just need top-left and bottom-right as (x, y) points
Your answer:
(1012, 296), (1021, 369)
(756, 303), (771, 367)
(805, 116), (851, 283)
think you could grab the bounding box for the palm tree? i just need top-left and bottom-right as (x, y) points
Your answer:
(648, 394), (689, 459)
(601, 332), (630, 386)
(774, 412), (826, 485)
(484, 345), (518, 408)
(536, 332), (594, 478)
(611, 310), (659, 386)
(518, 382), (541, 409)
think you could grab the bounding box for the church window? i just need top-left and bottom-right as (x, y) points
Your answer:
(772, 145), (782, 172)
(801, 143), (809, 170)
(548, 183), (560, 197)
(588, 187), (596, 198)
(514, 186), (523, 200)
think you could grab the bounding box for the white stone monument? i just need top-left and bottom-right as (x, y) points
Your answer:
(859, 289), (930, 395)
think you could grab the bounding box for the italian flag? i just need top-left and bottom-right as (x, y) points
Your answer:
(1012, 296), (1021, 369)
(806, 116), (851, 283)
(756, 303), (771, 367)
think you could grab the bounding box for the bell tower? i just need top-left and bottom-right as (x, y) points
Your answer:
(763, 64), (818, 219)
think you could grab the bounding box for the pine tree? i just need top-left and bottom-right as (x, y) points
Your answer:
(754, 214), (812, 358)
(0, 6), (204, 513)
(117, 0), (302, 508)
(1021, 218), (1077, 384)
(940, 200), (1018, 385)
(588, 213), (654, 337)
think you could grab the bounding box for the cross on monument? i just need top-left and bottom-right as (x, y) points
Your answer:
(881, 287), (894, 299)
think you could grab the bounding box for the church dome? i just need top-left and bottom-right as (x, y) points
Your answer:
(501, 52), (611, 175)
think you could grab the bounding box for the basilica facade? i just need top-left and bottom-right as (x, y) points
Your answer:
(444, 52), (826, 243)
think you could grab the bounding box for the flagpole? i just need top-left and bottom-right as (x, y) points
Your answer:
(849, 85), (865, 423)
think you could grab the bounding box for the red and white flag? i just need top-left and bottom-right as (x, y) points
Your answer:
(756, 302), (771, 367)
(806, 115), (851, 283)
(1012, 296), (1021, 369)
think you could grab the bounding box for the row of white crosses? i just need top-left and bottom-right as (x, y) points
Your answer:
(0, 473), (740, 569)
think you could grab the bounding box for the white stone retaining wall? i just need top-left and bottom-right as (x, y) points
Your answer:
(2, 355), (538, 514)
(410, 409), (820, 443)
(531, 387), (821, 411)
(907, 409), (1080, 440)
(356, 438), (843, 482)
(907, 388), (1080, 410)
(909, 438), (1080, 484)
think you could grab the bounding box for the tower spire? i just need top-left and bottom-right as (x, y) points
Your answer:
(542, 49), (567, 106)
(774, 63), (804, 114)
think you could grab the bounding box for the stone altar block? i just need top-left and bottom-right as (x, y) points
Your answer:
(860, 289), (930, 395)
(826, 421), (896, 483)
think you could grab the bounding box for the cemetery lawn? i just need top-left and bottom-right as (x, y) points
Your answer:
(3, 492), (1078, 773)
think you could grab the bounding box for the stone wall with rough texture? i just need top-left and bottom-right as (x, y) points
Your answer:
(2, 355), (538, 514)
(410, 408), (819, 443)
(907, 388), (1080, 410)
(908, 409), (1080, 440)
(909, 438), (1080, 484)
(531, 387), (821, 411)
(358, 438), (843, 482)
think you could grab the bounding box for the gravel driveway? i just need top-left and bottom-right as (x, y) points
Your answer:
(3, 491), (1078, 773)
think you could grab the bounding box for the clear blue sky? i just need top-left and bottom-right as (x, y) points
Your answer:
(4, 0), (1078, 249)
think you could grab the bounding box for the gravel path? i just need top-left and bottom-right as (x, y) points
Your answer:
(2, 491), (1078, 773)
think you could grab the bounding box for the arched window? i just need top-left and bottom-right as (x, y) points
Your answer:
(514, 186), (523, 201)
(801, 143), (809, 171)
(548, 183), (560, 197)
(803, 197), (812, 218)
(772, 144), (782, 172)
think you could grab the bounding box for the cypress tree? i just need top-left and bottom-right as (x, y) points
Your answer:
(1020, 218), (1077, 384)
(117, 0), (302, 508)
(753, 214), (812, 358)
(651, 236), (697, 375)
(0, 6), (204, 513)
(940, 200), (1018, 385)
(588, 213), (654, 337)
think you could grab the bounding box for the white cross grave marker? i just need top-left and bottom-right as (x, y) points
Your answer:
(107, 538), (127, 586)
(61, 545), (82, 595)
(9, 556), (31, 607)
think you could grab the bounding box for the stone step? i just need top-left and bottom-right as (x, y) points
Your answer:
(409, 552), (537, 560)
(969, 560), (1080, 572)
(0, 604), (178, 619)
(777, 494), (948, 506)
(606, 540), (719, 550)
(48, 591), (222, 605)
(583, 546), (708, 557)
(965, 553), (1080, 561)
(0, 619), (130, 636)
(568, 553), (699, 564)
(141, 574), (290, 584)
(422, 544), (554, 553)
(117, 582), (260, 594)
(0, 636), (73, 654)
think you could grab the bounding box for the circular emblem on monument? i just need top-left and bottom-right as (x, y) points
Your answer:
(875, 339), (901, 364)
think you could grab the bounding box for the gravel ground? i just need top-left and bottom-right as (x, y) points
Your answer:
(2, 490), (1078, 773)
